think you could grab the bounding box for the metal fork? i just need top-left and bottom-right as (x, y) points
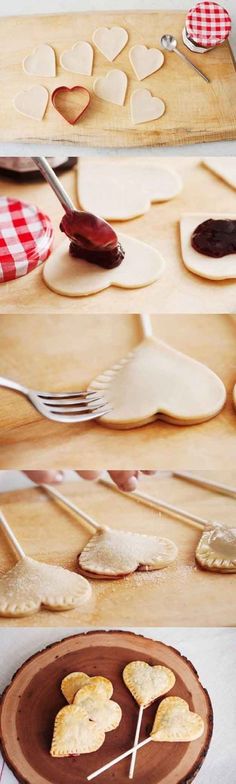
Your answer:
(0, 376), (111, 424)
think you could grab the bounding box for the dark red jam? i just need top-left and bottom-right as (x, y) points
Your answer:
(191, 219), (236, 258)
(60, 210), (125, 269)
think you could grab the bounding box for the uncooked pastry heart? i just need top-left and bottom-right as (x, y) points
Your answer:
(93, 70), (127, 106)
(51, 85), (90, 125)
(0, 556), (91, 617)
(50, 705), (105, 757)
(61, 673), (113, 703)
(23, 44), (56, 77)
(151, 697), (204, 742)
(180, 214), (236, 280)
(203, 158), (236, 190)
(195, 526), (236, 573)
(77, 529), (178, 578)
(92, 26), (128, 61)
(129, 45), (164, 80)
(60, 41), (94, 75)
(13, 85), (49, 121)
(77, 159), (182, 221)
(73, 682), (122, 731)
(88, 336), (226, 429)
(43, 234), (165, 297)
(123, 661), (175, 707)
(131, 89), (165, 125)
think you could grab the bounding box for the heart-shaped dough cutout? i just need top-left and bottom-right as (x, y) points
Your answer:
(52, 85), (90, 125)
(61, 673), (113, 703)
(43, 234), (165, 297)
(203, 158), (236, 190)
(50, 705), (105, 757)
(196, 526), (236, 573)
(0, 556), (91, 617)
(123, 661), (175, 707)
(180, 214), (236, 280)
(89, 336), (226, 429)
(77, 159), (182, 221)
(131, 89), (165, 125)
(74, 682), (122, 731)
(13, 85), (49, 121)
(92, 26), (128, 61)
(151, 697), (204, 742)
(23, 44), (56, 77)
(60, 41), (93, 75)
(94, 70), (127, 106)
(129, 45), (164, 80)
(77, 529), (178, 579)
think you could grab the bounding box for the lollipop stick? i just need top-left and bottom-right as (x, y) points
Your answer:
(87, 737), (151, 780)
(129, 705), (144, 779)
(173, 471), (236, 499)
(42, 484), (105, 533)
(0, 510), (25, 560)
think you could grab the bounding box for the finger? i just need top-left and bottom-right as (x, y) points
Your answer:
(77, 471), (101, 481)
(24, 470), (64, 484)
(108, 471), (139, 492)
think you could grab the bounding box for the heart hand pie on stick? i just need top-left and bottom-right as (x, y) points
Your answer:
(123, 661), (175, 778)
(61, 672), (113, 703)
(50, 705), (105, 757)
(87, 696), (204, 779)
(73, 680), (122, 732)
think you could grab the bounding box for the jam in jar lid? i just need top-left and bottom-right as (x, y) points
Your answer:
(186, 2), (231, 48)
(0, 196), (54, 282)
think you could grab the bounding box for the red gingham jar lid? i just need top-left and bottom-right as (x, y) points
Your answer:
(0, 196), (54, 282)
(186, 2), (231, 48)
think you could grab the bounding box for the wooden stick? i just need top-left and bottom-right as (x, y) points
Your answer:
(129, 705), (144, 779)
(87, 737), (151, 780)
(173, 471), (236, 499)
(0, 510), (25, 560)
(42, 484), (106, 533)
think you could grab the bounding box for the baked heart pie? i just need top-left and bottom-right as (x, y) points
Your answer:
(50, 705), (105, 757)
(123, 661), (175, 707)
(151, 697), (204, 742)
(73, 682), (122, 731)
(61, 673), (113, 703)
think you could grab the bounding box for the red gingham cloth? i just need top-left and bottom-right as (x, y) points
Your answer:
(0, 196), (54, 282)
(186, 2), (231, 47)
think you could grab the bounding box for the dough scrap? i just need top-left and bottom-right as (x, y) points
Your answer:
(77, 159), (182, 221)
(151, 697), (204, 742)
(73, 682), (122, 731)
(77, 528), (178, 578)
(196, 526), (236, 573)
(93, 70), (127, 106)
(23, 44), (56, 77)
(61, 673), (113, 703)
(0, 556), (91, 618)
(123, 661), (175, 707)
(13, 85), (49, 121)
(89, 336), (226, 429)
(203, 158), (236, 190)
(50, 705), (105, 757)
(131, 89), (165, 125)
(129, 45), (164, 80)
(60, 41), (94, 75)
(180, 214), (236, 280)
(43, 234), (165, 298)
(92, 26), (128, 61)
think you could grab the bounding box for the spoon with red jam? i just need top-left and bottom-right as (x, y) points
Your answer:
(32, 157), (125, 269)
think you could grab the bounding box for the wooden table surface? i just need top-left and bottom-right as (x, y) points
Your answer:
(1, 157), (236, 315)
(0, 473), (235, 627)
(0, 314), (235, 469)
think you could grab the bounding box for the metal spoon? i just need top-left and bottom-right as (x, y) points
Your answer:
(161, 34), (210, 83)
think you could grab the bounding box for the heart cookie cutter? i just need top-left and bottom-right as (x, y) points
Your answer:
(51, 85), (90, 125)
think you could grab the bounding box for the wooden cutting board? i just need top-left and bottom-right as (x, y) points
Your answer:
(1, 158), (236, 315)
(0, 314), (235, 470)
(1, 11), (236, 147)
(0, 474), (235, 627)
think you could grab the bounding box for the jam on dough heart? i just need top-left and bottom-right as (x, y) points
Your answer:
(151, 697), (204, 742)
(195, 526), (236, 573)
(23, 44), (56, 77)
(61, 674), (113, 704)
(50, 705), (105, 757)
(13, 85), (49, 121)
(60, 41), (94, 75)
(129, 45), (164, 81)
(77, 529), (178, 579)
(51, 85), (90, 125)
(93, 70), (127, 106)
(0, 556), (91, 618)
(43, 234), (165, 297)
(123, 661), (175, 707)
(88, 336), (226, 429)
(92, 26), (128, 61)
(180, 214), (236, 280)
(131, 89), (165, 125)
(77, 159), (182, 221)
(73, 682), (122, 731)
(203, 158), (236, 191)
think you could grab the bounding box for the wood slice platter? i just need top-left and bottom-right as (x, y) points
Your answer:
(0, 11), (236, 147)
(0, 630), (213, 784)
